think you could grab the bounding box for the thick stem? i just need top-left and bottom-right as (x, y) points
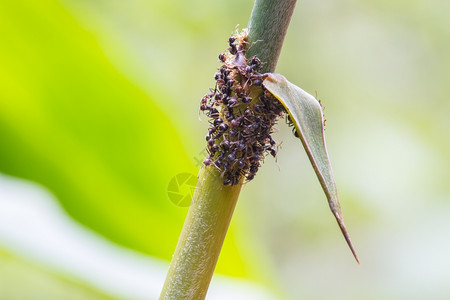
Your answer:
(160, 167), (241, 299)
(247, 0), (298, 73)
(160, 1), (297, 299)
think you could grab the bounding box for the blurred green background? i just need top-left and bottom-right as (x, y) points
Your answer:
(1, 0), (450, 299)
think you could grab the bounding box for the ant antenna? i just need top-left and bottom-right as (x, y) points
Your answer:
(211, 161), (222, 172)
(232, 24), (240, 34)
(275, 158), (281, 171)
(242, 76), (252, 89)
(277, 141), (283, 151)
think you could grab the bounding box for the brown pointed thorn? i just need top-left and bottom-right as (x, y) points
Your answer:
(332, 209), (360, 264)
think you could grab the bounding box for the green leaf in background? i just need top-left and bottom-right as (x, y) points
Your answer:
(0, 0), (247, 277)
(263, 73), (359, 263)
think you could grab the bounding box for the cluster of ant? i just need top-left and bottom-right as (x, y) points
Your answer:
(200, 33), (285, 186)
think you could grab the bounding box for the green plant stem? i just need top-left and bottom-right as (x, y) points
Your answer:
(160, 1), (297, 299)
(160, 167), (241, 299)
(247, 0), (297, 73)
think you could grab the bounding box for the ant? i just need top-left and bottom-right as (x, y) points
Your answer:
(204, 157), (212, 166)
(220, 140), (231, 151)
(285, 115), (300, 138)
(208, 108), (219, 119)
(218, 123), (229, 132)
(234, 85), (244, 97)
(269, 148), (277, 157)
(201, 33), (287, 186)
(228, 37), (237, 55)
(241, 96), (252, 104)
(254, 104), (266, 113)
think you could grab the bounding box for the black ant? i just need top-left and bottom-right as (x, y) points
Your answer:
(269, 148), (277, 157)
(204, 158), (212, 166)
(207, 138), (215, 147)
(201, 33), (286, 186)
(254, 104), (266, 113)
(208, 126), (217, 135)
(228, 37), (237, 55)
(218, 123), (229, 132)
(220, 140), (230, 151)
(211, 144), (219, 154)
(227, 98), (238, 107)
(209, 108), (219, 119)
(234, 85), (244, 97)
(249, 56), (261, 68)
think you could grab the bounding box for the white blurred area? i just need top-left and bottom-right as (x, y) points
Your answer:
(0, 173), (275, 300)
